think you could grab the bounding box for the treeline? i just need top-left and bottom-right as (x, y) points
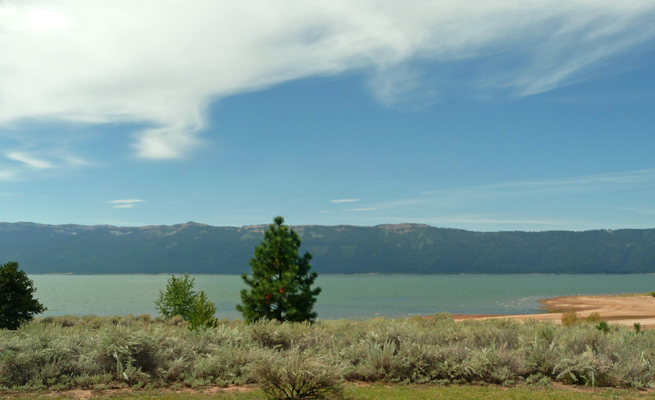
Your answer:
(1, 222), (654, 274)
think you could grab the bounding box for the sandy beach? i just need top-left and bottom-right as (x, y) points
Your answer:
(454, 293), (655, 329)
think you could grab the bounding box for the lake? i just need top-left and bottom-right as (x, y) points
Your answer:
(30, 274), (655, 320)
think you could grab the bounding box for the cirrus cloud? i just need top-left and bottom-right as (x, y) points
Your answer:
(109, 199), (144, 209)
(6, 152), (56, 169)
(1, 0), (654, 160)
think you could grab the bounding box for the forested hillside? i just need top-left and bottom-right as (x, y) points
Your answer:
(1, 222), (654, 274)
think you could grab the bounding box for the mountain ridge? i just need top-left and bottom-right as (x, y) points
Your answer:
(1, 222), (654, 274)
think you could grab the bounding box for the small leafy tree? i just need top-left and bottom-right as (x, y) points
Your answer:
(0, 261), (47, 330)
(155, 273), (219, 329)
(237, 216), (321, 323)
(155, 273), (196, 320)
(156, 274), (196, 318)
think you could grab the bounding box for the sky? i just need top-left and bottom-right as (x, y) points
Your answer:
(0, 0), (654, 232)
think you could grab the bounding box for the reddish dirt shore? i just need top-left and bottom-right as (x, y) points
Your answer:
(454, 294), (655, 329)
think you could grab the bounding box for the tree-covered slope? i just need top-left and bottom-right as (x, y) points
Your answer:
(1, 222), (654, 274)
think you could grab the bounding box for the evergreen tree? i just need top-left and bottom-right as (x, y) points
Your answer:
(237, 216), (321, 323)
(188, 291), (219, 330)
(0, 261), (46, 330)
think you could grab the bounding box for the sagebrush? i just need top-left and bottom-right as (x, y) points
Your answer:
(1, 314), (655, 392)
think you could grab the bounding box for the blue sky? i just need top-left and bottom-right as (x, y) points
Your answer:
(1, 0), (654, 231)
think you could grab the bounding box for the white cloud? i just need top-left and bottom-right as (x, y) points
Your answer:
(355, 169), (655, 219)
(618, 206), (655, 216)
(5, 152), (56, 169)
(110, 199), (144, 209)
(25, 9), (71, 30)
(2, 149), (91, 180)
(346, 207), (378, 211)
(0, 1), (654, 159)
(422, 168), (655, 199)
(331, 199), (360, 203)
(109, 199), (144, 204)
(379, 216), (565, 226)
(63, 156), (90, 167)
(497, 169), (655, 189)
(430, 218), (563, 226)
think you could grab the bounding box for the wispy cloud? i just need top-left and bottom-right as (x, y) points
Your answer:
(378, 216), (565, 226)
(0, 1), (653, 159)
(110, 199), (145, 208)
(110, 199), (144, 204)
(6, 152), (56, 169)
(502, 169), (655, 189)
(428, 218), (563, 226)
(331, 199), (360, 203)
(618, 206), (655, 216)
(346, 207), (378, 211)
(1, 148), (92, 181)
(347, 169), (655, 229)
(422, 169), (655, 199)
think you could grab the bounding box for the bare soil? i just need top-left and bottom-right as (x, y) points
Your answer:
(456, 293), (655, 329)
(1, 385), (258, 399)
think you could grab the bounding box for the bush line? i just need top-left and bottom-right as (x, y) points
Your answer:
(1, 314), (654, 393)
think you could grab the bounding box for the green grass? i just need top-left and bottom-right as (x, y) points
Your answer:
(346, 385), (655, 400)
(5, 385), (655, 400)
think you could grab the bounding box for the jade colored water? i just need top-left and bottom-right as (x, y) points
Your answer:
(30, 274), (655, 320)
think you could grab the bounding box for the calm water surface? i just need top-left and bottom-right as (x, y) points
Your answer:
(30, 274), (655, 320)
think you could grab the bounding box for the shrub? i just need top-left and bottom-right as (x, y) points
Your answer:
(136, 314), (152, 323)
(634, 322), (642, 334)
(248, 320), (295, 350)
(164, 315), (187, 327)
(433, 312), (454, 322)
(95, 324), (161, 380)
(596, 321), (610, 333)
(561, 309), (579, 327)
(4, 314), (655, 391)
(252, 349), (344, 400)
(585, 312), (602, 323)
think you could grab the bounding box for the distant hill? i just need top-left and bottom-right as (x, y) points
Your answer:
(1, 222), (654, 274)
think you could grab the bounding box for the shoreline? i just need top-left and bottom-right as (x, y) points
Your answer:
(453, 293), (655, 329)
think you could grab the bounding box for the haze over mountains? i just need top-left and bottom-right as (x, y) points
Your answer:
(1, 222), (654, 275)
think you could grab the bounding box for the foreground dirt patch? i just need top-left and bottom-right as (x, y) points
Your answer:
(455, 294), (655, 329)
(2, 385), (258, 399)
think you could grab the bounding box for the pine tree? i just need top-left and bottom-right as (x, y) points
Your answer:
(188, 291), (219, 330)
(237, 216), (321, 323)
(0, 261), (47, 330)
